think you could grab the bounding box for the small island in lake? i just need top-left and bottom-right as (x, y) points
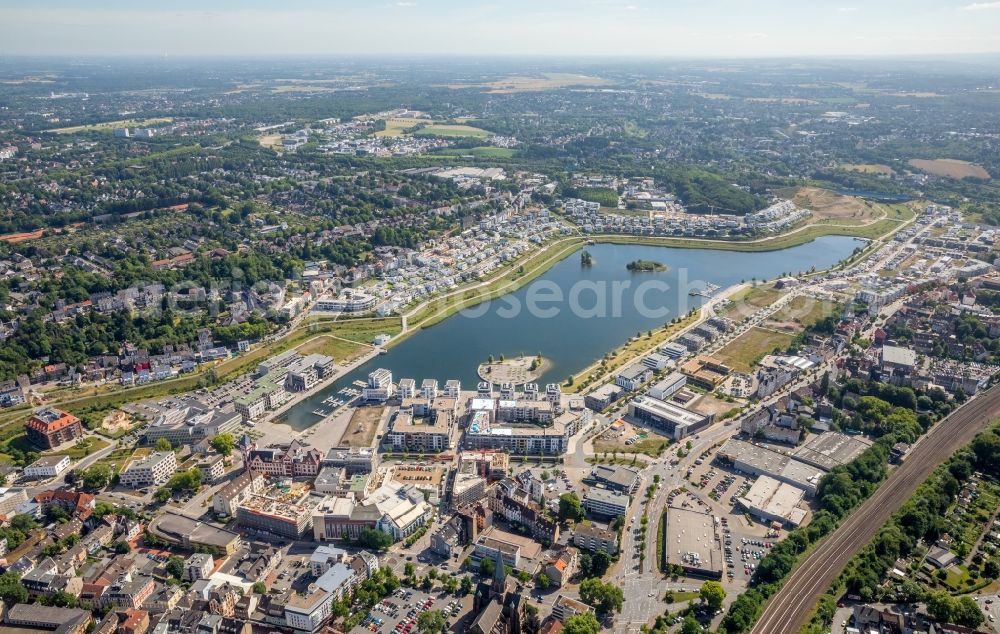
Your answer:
(581, 250), (593, 267)
(626, 259), (667, 272)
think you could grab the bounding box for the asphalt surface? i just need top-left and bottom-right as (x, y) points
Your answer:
(752, 383), (1000, 634)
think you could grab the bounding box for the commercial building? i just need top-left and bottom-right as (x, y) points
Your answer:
(582, 488), (630, 518)
(717, 439), (824, 496)
(792, 432), (874, 471)
(583, 464), (640, 494)
(23, 455), (71, 479)
(322, 446), (377, 475)
(627, 395), (713, 440)
(451, 473), (487, 508)
(680, 355), (732, 390)
(242, 439), (323, 478)
(147, 511), (242, 555)
(120, 451), (177, 488)
(25, 409), (83, 449)
(312, 480), (432, 542)
(459, 450), (509, 481)
(213, 470), (266, 517)
(647, 371), (687, 401)
(141, 403), (241, 447)
(235, 483), (323, 539)
(2, 605), (91, 634)
(664, 507), (723, 580)
(615, 364), (653, 391)
(737, 476), (808, 528)
(584, 383), (622, 412)
(551, 595), (595, 624)
(472, 526), (542, 575)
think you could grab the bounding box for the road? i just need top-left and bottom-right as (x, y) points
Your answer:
(751, 383), (1000, 634)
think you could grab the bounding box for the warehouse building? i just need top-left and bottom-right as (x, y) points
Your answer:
(737, 475), (808, 528)
(664, 507), (723, 580)
(717, 439), (824, 496)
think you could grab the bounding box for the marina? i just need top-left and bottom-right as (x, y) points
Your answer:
(280, 237), (864, 430)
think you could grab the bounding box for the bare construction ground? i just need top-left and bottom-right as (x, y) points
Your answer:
(792, 187), (879, 221)
(338, 405), (385, 447)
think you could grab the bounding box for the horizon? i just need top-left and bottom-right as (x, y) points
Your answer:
(2, 1), (1000, 58)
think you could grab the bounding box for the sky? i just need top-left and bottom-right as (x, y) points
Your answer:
(1, 0), (999, 58)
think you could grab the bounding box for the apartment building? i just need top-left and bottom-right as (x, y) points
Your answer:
(120, 452), (177, 488)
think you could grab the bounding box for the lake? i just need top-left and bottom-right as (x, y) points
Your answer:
(280, 236), (863, 429)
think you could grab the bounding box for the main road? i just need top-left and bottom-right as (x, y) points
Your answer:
(751, 383), (1000, 634)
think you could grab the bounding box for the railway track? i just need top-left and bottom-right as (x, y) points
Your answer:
(751, 384), (1000, 634)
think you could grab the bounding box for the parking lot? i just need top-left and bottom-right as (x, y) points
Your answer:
(349, 587), (471, 634)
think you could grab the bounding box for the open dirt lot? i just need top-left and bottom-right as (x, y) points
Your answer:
(338, 405), (385, 447)
(908, 158), (991, 180)
(792, 186), (879, 221)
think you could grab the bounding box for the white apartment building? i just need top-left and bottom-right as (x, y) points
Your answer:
(362, 369), (394, 402)
(120, 452), (178, 488)
(23, 455), (71, 479)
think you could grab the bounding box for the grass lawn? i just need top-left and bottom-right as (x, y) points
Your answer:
(716, 327), (797, 372)
(433, 146), (515, 159)
(770, 295), (838, 329)
(721, 284), (786, 322)
(594, 436), (671, 458)
(91, 446), (136, 473)
(413, 124), (491, 139)
(296, 335), (368, 363)
(50, 437), (111, 460)
(48, 117), (173, 133)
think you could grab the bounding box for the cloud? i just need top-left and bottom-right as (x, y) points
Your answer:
(960, 1), (1000, 9)
(395, 1), (417, 6)
(837, 7), (859, 12)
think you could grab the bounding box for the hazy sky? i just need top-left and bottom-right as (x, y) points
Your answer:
(1, 0), (999, 58)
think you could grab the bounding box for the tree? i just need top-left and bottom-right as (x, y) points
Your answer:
(954, 595), (985, 627)
(211, 433), (236, 457)
(154, 437), (173, 452)
(417, 610), (446, 633)
(404, 562), (415, 578)
(579, 578), (624, 617)
(563, 613), (601, 634)
(166, 555), (185, 579)
(700, 580), (726, 612)
(536, 573), (550, 589)
(114, 540), (131, 554)
(460, 575), (473, 595)
(0, 571), (27, 605)
(153, 488), (171, 503)
(558, 493), (585, 522)
(81, 463), (112, 490)
(480, 555), (495, 577)
(681, 616), (702, 634)
(252, 581), (267, 595)
(359, 528), (393, 552)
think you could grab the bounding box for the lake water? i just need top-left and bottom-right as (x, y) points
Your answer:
(281, 236), (863, 429)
